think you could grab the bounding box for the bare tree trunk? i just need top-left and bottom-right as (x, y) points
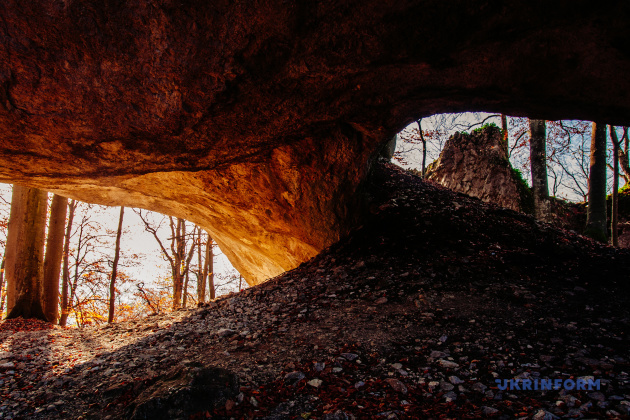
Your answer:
(529, 119), (549, 220)
(43, 195), (68, 323)
(59, 200), (76, 326)
(171, 217), (184, 309)
(5, 185), (27, 313)
(182, 270), (189, 308)
(6, 187), (49, 321)
(585, 123), (608, 242)
(0, 256), (5, 315)
(416, 119), (427, 177)
(196, 228), (206, 303)
(501, 114), (509, 155)
(108, 207), (125, 323)
(207, 234), (215, 300)
(610, 127), (621, 247)
(618, 127), (630, 185)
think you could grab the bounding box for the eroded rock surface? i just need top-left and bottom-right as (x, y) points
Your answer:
(1, 2), (630, 282)
(426, 126), (529, 212)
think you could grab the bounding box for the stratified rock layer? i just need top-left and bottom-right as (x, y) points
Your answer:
(1, 1), (630, 282)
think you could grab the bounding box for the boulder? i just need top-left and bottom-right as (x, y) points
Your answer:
(130, 366), (239, 420)
(426, 126), (530, 213)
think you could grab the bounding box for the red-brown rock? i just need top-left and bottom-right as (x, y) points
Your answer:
(0, 1), (630, 282)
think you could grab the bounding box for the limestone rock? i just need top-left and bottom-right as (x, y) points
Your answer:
(427, 126), (529, 212)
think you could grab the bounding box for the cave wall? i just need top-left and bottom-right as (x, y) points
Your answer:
(1, 1), (630, 283)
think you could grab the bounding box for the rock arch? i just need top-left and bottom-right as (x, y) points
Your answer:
(1, 1), (629, 283)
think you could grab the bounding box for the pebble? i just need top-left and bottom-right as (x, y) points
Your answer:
(438, 360), (459, 369)
(307, 379), (323, 388)
(448, 376), (464, 385)
(385, 378), (408, 394)
(341, 353), (359, 361)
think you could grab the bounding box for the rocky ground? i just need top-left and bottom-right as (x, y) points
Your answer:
(1, 163), (630, 419)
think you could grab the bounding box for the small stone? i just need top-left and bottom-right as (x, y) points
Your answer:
(391, 363), (402, 370)
(323, 410), (353, 420)
(440, 382), (454, 391)
(308, 378), (323, 388)
(284, 371), (306, 385)
(217, 328), (236, 337)
(314, 362), (326, 372)
(374, 297), (388, 305)
(443, 391), (457, 402)
(250, 396), (258, 407)
(430, 351), (446, 358)
(341, 353), (359, 361)
(531, 409), (559, 420)
(385, 378), (408, 394)
(449, 376), (464, 385)
(481, 406), (499, 416)
(439, 359), (459, 369)
(472, 382), (487, 393)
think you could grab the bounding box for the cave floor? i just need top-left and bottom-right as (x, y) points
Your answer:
(1, 164), (629, 419)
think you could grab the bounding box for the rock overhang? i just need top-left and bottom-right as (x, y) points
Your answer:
(1, 1), (630, 283)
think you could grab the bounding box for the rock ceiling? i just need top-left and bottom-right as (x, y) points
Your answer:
(0, 1), (629, 283)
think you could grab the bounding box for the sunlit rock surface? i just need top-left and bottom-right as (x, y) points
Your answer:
(1, 1), (630, 283)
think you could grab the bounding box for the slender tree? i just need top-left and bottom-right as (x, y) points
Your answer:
(617, 127), (630, 183)
(182, 270), (190, 308)
(108, 207), (125, 323)
(136, 211), (197, 310)
(59, 199), (77, 326)
(0, 257), (5, 315)
(6, 186), (49, 320)
(501, 114), (509, 155)
(610, 126), (623, 247)
(529, 119), (549, 219)
(585, 123), (608, 242)
(195, 230), (215, 302)
(43, 195), (68, 323)
(196, 228), (206, 303)
(416, 119), (427, 177)
(207, 233), (215, 300)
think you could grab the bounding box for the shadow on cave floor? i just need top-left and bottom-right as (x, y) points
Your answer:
(1, 163), (630, 419)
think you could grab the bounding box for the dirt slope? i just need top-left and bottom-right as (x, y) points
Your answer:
(1, 164), (629, 419)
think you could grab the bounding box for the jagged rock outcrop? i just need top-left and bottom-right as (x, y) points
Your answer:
(1, 1), (630, 283)
(426, 126), (529, 212)
(427, 127), (630, 246)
